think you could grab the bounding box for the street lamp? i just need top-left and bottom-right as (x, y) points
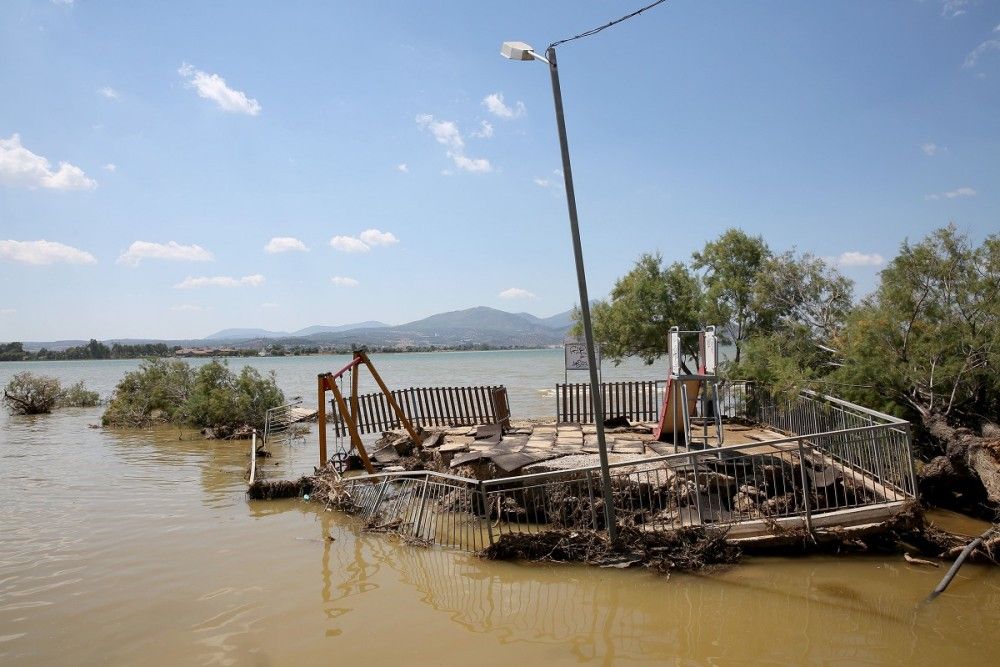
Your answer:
(502, 40), (618, 542)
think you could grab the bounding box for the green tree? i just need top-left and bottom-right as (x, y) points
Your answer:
(691, 229), (774, 363)
(729, 252), (854, 392)
(582, 253), (702, 365)
(0, 342), (27, 362)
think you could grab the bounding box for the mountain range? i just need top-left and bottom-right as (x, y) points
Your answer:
(19, 307), (576, 351)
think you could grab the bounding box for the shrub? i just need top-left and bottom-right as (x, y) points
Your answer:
(101, 358), (284, 437)
(186, 361), (284, 436)
(58, 381), (101, 408)
(3, 372), (62, 415)
(102, 358), (194, 427)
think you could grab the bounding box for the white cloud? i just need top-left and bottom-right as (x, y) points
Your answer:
(964, 37), (1000, 68)
(264, 236), (308, 254)
(178, 63), (261, 115)
(941, 1), (969, 17)
(329, 235), (370, 253)
(483, 93), (525, 119)
(471, 120), (494, 139)
(837, 252), (885, 267)
(118, 241), (213, 267)
(103, 163), (117, 172)
(396, 163), (409, 173)
(169, 304), (209, 312)
(331, 276), (360, 287)
(416, 114), (464, 150)
(261, 302), (279, 308)
(174, 274), (264, 289)
(920, 142), (939, 156)
(416, 114), (493, 174)
(99, 86), (119, 100)
(0, 134), (96, 190)
(925, 186), (976, 200)
(498, 287), (537, 300)
(450, 153), (492, 173)
(359, 229), (399, 247)
(51, 0), (74, 5)
(0, 308), (16, 316)
(0, 239), (97, 265)
(534, 177), (552, 187)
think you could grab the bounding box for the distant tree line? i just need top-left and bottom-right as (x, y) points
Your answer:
(0, 340), (176, 361)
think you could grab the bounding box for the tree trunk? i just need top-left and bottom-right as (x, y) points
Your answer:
(919, 414), (1000, 517)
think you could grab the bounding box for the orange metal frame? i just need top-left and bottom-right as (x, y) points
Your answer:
(316, 350), (423, 472)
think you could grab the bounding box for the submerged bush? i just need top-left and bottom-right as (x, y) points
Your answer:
(102, 358), (284, 437)
(102, 358), (194, 427)
(186, 362), (284, 437)
(58, 380), (101, 408)
(3, 372), (62, 415)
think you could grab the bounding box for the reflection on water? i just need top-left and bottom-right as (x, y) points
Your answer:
(2, 354), (1000, 665)
(313, 507), (1000, 666)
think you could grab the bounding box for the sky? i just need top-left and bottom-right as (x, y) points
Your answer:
(1, 0), (998, 341)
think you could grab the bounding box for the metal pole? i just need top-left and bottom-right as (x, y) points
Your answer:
(547, 46), (617, 542)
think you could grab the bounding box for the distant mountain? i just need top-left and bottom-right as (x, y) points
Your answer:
(294, 306), (574, 349)
(291, 321), (388, 337)
(401, 306), (545, 332)
(206, 328), (287, 340)
(519, 308), (575, 329)
(206, 321), (388, 341)
(17, 308), (574, 352)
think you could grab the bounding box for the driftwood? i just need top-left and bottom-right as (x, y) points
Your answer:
(928, 526), (1000, 600)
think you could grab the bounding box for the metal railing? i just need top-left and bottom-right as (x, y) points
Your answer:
(335, 386), (916, 551)
(331, 385), (509, 436)
(263, 399), (304, 449)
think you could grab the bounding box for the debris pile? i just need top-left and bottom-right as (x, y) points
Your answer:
(482, 526), (741, 573)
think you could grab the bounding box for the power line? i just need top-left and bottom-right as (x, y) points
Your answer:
(548, 0), (670, 50)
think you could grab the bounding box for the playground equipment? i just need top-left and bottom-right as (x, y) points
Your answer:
(316, 350), (423, 473)
(653, 326), (724, 446)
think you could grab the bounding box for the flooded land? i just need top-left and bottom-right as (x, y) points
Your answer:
(2, 353), (999, 666)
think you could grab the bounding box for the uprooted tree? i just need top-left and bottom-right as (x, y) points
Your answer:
(833, 226), (1000, 514)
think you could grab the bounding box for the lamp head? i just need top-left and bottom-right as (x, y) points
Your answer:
(501, 41), (537, 61)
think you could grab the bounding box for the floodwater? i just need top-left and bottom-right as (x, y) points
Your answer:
(1, 351), (999, 665)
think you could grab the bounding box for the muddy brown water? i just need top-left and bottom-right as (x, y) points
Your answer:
(2, 358), (1000, 665)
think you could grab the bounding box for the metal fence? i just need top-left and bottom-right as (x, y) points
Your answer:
(337, 386), (916, 551)
(331, 385), (508, 436)
(555, 380), (752, 424)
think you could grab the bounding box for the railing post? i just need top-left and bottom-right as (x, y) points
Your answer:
(902, 422), (918, 498)
(249, 429), (258, 485)
(369, 478), (390, 522)
(692, 453), (703, 523)
(479, 481), (494, 546)
(796, 438), (814, 534)
(413, 475), (431, 539)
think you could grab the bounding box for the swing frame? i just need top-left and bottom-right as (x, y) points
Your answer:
(316, 349), (423, 472)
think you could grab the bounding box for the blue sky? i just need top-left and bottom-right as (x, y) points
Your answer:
(1, 0), (998, 341)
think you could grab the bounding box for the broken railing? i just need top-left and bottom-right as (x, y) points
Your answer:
(337, 387), (916, 551)
(263, 399), (304, 449)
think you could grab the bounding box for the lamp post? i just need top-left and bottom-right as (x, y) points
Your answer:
(501, 41), (617, 542)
